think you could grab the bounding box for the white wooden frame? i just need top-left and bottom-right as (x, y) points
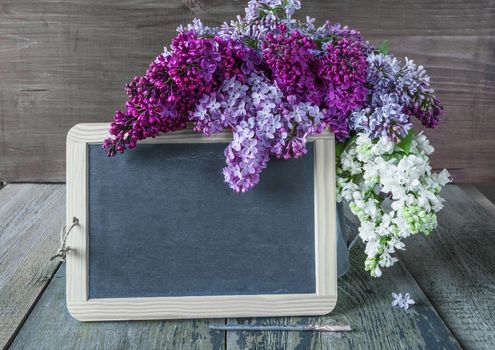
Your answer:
(66, 123), (337, 321)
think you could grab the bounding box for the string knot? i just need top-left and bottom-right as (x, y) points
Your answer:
(50, 217), (79, 262)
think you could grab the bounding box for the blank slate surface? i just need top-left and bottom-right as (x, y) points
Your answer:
(88, 143), (315, 299)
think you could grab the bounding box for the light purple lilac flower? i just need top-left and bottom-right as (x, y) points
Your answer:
(350, 94), (411, 142)
(365, 53), (443, 130)
(366, 53), (401, 107)
(176, 18), (217, 37)
(193, 71), (323, 192)
(399, 58), (443, 128)
(392, 292), (415, 310)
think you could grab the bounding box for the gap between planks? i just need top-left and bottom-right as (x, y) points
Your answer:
(224, 200), (461, 350)
(0, 184), (65, 349)
(4, 264), (62, 349)
(8, 184), (488, 349)
(9, 266), (228, 350)
(457, 183), (495, 217)
(396, 185), (495, 349)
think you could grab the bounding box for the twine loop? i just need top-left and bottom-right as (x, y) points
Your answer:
(50, 217), (79, 262)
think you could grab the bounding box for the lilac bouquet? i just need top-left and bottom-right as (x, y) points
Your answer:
(104, 0), (450, 276)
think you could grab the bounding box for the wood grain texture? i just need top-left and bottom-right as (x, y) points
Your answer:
(66, 123), (337, 321)
(459, 183), (495, 217)
(397, 185), (495, 349)
(474, 183), (495, 206)
(1, 0), (494, 182)
(314, 138), (337, 296)
(4, 184), (491, 349)
(9, 266), (226, 350)
(301, 0), (495, 183)
(226, 204), (462, 350)
(66, 123), (334, 144)
(0, 184), (64, 349)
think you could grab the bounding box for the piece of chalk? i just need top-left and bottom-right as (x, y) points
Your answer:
(209, 324), (352, 332)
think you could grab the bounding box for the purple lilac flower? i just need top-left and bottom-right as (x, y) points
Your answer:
(281, 101), (324, 158)
(104, 0), (443, 193)
(103, 32), (260, 156)
(366, 53), (401, 106)
(318, 37), (369, 140)
(103, 56), (188, 156)
(399, 58), (443, 128)
(404, 100), (442, 128)
(263, 25), (322, 105)
(357, 53), (443, 141)
(191, 73), (281, 192)
(224, 124), (271, 192)
(192, 71), (323, 192)
(221, 75), (324, 191)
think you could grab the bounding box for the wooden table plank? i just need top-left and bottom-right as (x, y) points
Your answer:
(226, 206), (461, 350)
(458, 184), (495, 218)
(9, 266), (225, 350)
(398, 185), (495, 349)
(0, 184), (65, 349)
(474, 183), (495, 205)
(7, 184), (492, 349)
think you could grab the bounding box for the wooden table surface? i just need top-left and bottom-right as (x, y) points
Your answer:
(0, 184), (494, 350)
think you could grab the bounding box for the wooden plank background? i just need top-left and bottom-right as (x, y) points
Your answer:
(1, 0), (494, 182)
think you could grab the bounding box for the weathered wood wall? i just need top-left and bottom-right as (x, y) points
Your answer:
(1, 0), (494, 182)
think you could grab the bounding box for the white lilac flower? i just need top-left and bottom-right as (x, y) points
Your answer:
(337, 132), (451, 277)
(379, 252), (398, 268)
(413, 132), (434, 155)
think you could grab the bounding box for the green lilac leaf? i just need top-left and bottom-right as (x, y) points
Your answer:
(378, 40), (389, 55)
(336, 134), (358, 158)
(396, 129), (415, 155)
(335, 142), (345, 158)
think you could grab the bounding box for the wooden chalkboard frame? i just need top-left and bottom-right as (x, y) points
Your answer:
(66, 123), (337, 321)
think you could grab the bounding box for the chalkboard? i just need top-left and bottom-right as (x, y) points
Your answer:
(88, 143), (316, 298)
(66, 123), (337, 321)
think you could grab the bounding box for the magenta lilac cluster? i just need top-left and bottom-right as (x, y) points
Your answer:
(104, 0), (443, 192)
